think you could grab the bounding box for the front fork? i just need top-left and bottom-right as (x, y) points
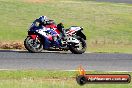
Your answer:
(28, 35), (40, 48)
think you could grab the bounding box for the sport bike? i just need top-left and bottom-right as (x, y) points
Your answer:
(24, 21), (87, 54)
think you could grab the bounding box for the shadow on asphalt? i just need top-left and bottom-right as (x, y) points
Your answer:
(0, 50), (72, 54)
(0, 50), (28, 53)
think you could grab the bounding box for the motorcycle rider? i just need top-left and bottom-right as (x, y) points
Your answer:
(33, 16), (66, 48)
(57, 22), (66, 39)
(33, 16), (53, 28)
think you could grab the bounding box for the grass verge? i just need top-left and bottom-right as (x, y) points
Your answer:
(0, 70), (131, 88)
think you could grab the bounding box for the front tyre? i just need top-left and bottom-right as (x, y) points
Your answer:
(24, 36), (43, 53)
(69, 38), (87, 54)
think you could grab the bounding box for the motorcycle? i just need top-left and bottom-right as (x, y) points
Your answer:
(24, 20), (87, 54)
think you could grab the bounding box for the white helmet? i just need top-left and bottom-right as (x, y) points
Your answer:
(39, 16), (48, 22)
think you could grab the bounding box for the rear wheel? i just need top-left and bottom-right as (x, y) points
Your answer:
(69, 37), (87, 54)
(24, 36), (43, 53)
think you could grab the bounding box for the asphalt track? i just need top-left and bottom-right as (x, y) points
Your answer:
(95, 0), (132, 4)
(0, 50), (132, 71)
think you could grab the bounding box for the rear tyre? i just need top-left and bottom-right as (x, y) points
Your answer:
(69, 38), (87, 54)
(24, 36), (43, 53)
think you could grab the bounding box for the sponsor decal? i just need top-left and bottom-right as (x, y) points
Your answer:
(76, 66), (131, 85)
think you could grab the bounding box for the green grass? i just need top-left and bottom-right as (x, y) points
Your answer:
(0, 79), (131, 88)
(0, 0), (132, 53)
(0, 70), (131, 88)
(88, 44), (132, 53)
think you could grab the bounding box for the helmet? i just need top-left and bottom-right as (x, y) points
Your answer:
(39, 16), (48, 22)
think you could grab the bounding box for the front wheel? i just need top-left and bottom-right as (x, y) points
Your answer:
(69, 37), (87, 54)
(24, 36), (43, 53)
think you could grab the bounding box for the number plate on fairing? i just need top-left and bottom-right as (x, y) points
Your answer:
(67, 37), (79, 44)
(70, 27), (81, 31)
